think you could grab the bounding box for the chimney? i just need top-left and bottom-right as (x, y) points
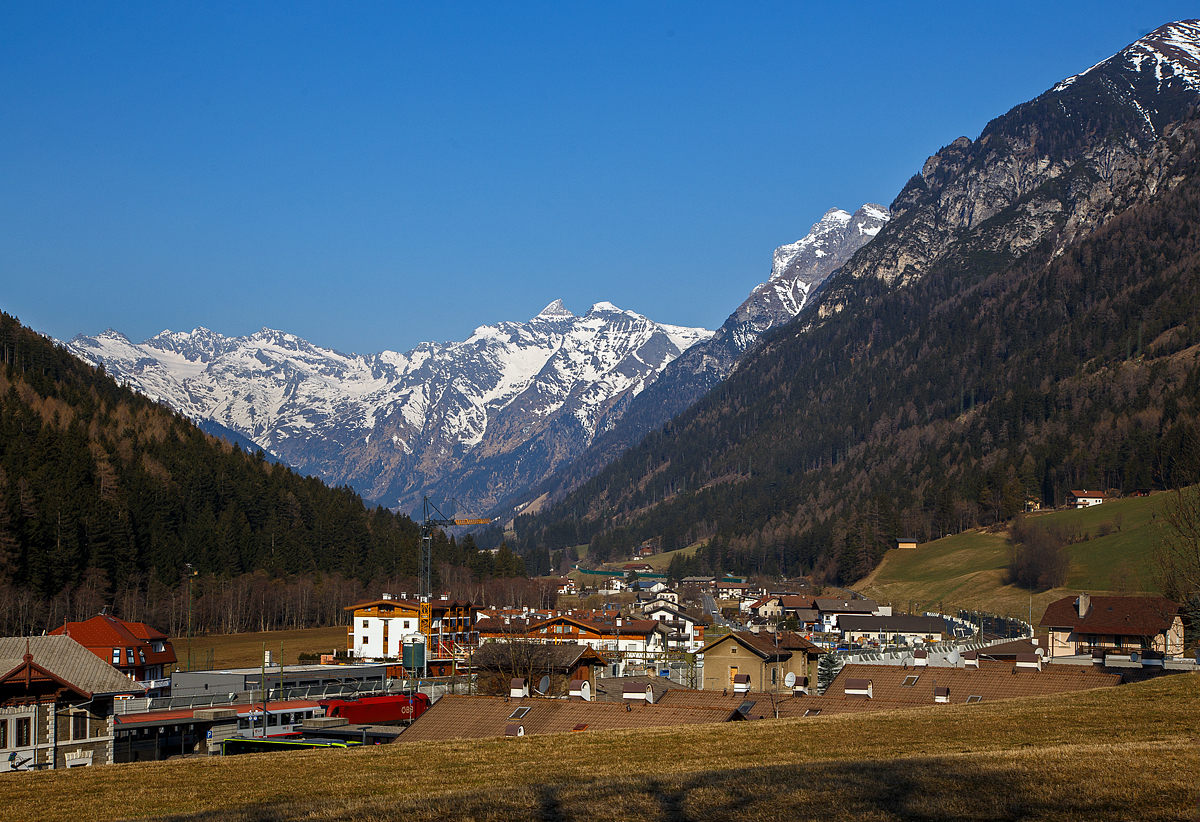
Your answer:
(732, 674), (751, 694)
(792, 676), (810, 697)
(1139, 650), (1164, 669)
(844, 678), (872, 699)
(622, 682), (647, 702)
(914, 649), (928, 667)
(934, 686), (950, 704)
(963, 651), (979, 669)
(568, 678), (591, 701)
(510, 678), (529, 698)
(1076, 592), (1090, 618)
(1015, 653), (1042, 672)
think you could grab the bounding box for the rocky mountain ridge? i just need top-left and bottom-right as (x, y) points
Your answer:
(520, 203), (889, 508)
(814, 19), (1200, 321)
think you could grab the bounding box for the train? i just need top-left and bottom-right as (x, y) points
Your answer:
(222, 736), (360, 755)
(318, 692), (431, 724)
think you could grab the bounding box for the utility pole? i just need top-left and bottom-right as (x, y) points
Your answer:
(185, 564), (198, 671)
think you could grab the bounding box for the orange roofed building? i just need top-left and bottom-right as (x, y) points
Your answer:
(49, 613), (176, 696)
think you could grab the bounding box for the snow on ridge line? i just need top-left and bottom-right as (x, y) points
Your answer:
(1054, 19), (1200, 94)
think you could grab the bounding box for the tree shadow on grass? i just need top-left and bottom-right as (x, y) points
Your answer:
(138, 747), (1195, 822)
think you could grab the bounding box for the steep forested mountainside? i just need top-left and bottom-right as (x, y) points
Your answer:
(0, 313), (528, 633)
(513, 23), (1200, 584)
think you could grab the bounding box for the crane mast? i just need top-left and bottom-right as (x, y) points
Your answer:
(419, 495), (491, 606)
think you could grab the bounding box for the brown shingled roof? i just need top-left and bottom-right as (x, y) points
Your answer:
(396, 695), (742, 742)
(1039, 595), (1180, 636)
(829, 661), (1121, 704)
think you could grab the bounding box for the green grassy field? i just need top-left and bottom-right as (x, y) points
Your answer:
(858, 493), (1171, 625)
(6, 672), (1197, 821)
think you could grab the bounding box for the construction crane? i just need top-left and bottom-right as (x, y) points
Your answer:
(419, 496), (492, 605)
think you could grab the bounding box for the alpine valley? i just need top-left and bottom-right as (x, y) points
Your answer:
(512, 20), (1200, 583)
(64, 202), (884, 519)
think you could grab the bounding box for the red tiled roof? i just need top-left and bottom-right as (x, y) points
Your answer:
(48, 614), (176, 667)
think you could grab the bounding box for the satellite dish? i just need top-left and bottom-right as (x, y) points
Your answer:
(580, 680), (591, 701)
(783, 671), (796, 688)
(1034, 647), (1045, 657)
(1129, 651), (1139, 663)
(947, 650), (961, 667)
(537, 675), (551, 695)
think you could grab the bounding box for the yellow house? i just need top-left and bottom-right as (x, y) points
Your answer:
(699, 631), (821, 692)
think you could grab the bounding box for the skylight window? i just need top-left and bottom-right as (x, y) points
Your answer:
(803, 709), (822, 717)
(901, 675), (919, 687)
(966, 695), (983, 704)
(508, 706), (531, 719)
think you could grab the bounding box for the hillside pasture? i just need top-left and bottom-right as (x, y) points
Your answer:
(857, 493), (1170, 625)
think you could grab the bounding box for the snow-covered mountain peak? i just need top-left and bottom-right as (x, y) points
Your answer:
(588, 301), (623, 314)
(535, 299), (575, 319)
(1054, 20), (1200, 94)
(770, 204), (889, 282)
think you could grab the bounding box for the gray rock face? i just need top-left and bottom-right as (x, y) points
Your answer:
(816, 20), (1200, 319)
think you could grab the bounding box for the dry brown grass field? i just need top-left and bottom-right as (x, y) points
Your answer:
(176, 626), (347, 671)
(7, 672), (1198, 821)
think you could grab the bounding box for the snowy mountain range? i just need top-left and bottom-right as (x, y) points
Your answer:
(66, 303), (711, 514)
(65, 202), (889, 517)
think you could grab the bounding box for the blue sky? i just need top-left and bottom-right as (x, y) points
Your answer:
(2, 3), (1196, 354)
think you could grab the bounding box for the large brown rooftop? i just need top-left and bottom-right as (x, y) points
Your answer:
(397, 695), (742, 743)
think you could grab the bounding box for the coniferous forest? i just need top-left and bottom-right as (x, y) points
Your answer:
(512, 115), (1200, 586)
(0, 312), (531, 637)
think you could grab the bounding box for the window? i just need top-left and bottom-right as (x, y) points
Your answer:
(771, 667), (777, 685)
(152, 641), (165, 653)
(15, 717), (31, 747)
(509, 707), (531, 719)
(126, 648), (134, 665)
(138, 649), (146, 664)
(73, 713), (88, 740)
(362, 620), (369, 628)
(403, 621), (410, 629)
(902, 675), (919, 687)
(111, 648), (121, 665)
(803, 709), (822, 717)
(361, 636), (368, 645)
(0, 720), (6, 748)
(966, 695), (983, 704)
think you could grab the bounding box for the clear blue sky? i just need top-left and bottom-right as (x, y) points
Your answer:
(2, 3), (1195, 354)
